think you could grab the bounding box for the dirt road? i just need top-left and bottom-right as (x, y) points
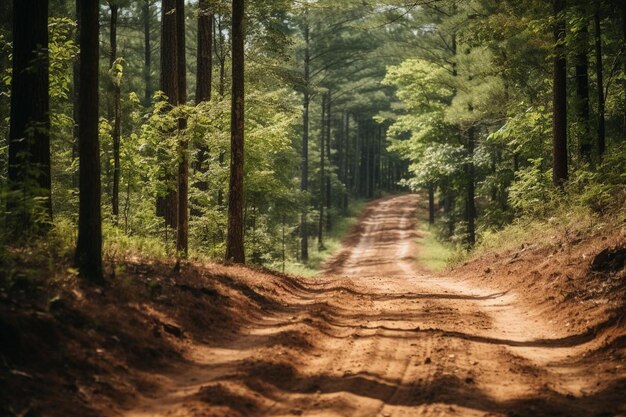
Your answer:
(123, 194), (624, 417)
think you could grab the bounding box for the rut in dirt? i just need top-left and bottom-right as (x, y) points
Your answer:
(124, 194), (625, 417)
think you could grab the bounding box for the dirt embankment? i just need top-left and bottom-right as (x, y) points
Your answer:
(1, 194), (625, 417)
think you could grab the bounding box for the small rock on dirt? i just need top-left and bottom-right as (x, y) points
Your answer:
(162, 323), (184, 338)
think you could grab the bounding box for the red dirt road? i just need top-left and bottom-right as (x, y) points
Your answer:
(122, 194), (625, 417)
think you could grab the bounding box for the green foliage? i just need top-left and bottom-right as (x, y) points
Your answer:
(508, 158), (555, 215)
(416, 225), (453, 273)
(2, 0), (625, 276)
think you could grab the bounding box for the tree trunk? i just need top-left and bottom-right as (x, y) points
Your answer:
(72, 1), (81, 187)
(593, 0), (605, 157)
(343, 113), (349, 212)
(109, 3), (122, 221)
(225, 0), (245, 263)
(325, 91), (332, 231)
(466, 126), (476, 247)
(143, 0), (152, 106)
(176, 0), (189, 259)
(318, 94), (326, 250)
(75, 0), (103, 282)
(575, 16), (591, 162)
(216, 15), (226, 98)
(623, 3), (626, 131)
(300, 11), (310, 262)
(354, 119), (361, 196)
(552, 0), (568, 186)
(157, 0), (179, 228)
(8, 0), (51, 235)
(194, 0), (213, 196)
(215, 14), (226, 206)
(196, 0), (213, 104)
(428, 183), (435, 225)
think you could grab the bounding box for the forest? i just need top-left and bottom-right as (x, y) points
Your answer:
(1, 0), (625, 416)
(1, 0), (625, 272)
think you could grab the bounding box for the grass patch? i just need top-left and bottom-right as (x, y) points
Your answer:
(416, 225), (453, 272)
(449, 202), (623, 266)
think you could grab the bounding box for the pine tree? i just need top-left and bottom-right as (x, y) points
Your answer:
(176, 0), (189, 259)
(8, 0), (51, 234)
(157, 0), (179, 228)
(109, 1), (122, 220)
(225, 0), (245, 263)
(75, 0), (103, 282)
(300, 8), (310, 262)
(553, 0), (568, 185)
(195, 0), (213, 192)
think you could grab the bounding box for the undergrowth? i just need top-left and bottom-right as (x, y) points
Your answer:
(275, 199), (367, 277)
(1, 200), (369, 283)
(450, 179), (625, 265)
(416, 225), (453, 272)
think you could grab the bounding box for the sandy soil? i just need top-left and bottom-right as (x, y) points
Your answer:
(118, 194), (625, 417)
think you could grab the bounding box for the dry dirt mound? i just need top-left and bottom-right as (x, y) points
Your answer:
(1, 195), (625, 417)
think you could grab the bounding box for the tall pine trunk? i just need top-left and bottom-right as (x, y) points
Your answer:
(342, 113), (349, 212)
(225, 0), (245, 263)
(143, 0), (152, 106)
(575, 15), (591, 162)
(318, 94), (326, 250)
(325, 91), (332, 231)
(75, 0), (103, 282)
(623, 3), (626, 131)
(176, 0), (189, 258)
(72, 1), (81, 186)
(552, 0), (568, 185)
(466, 125), (476, 247)
(195, 0), (213, 193)
(8, 0), (51, 234)
(300, 11), (310, 262)
(215, 14), (226, 207)
(109, 3), (122, 220)
(594, 0), (605, 157)
(157, 0), (179, 228)
(353, 118), (361, 196)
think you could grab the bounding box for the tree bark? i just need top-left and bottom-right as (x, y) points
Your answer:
(8, 0), (51, 235)
(109, 3), (122, 221)
(157, 0), (179, 228)
(75, 0), (103, 282)
(176, 0), (189, 259)
(343, 113), (349, 212)
(72, 1), (81, 187)
(575, 16), (591, 162)
(354, 119), (361, 196)
(325, 91), (332, 231)
(196, 0), (213, 104)
(215, 14), (226, 206)
(594, 0), (605, 158)
(300, 11), (310, 262)
(552, 0), (568, 186)
(195, 0), (213, 194)
(466, 126), (476, 247)
(318, 94), (326, 250)
(225, 0), (245, 263)
(143, 0), (152, 106)
(623, 3), (626, 131)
